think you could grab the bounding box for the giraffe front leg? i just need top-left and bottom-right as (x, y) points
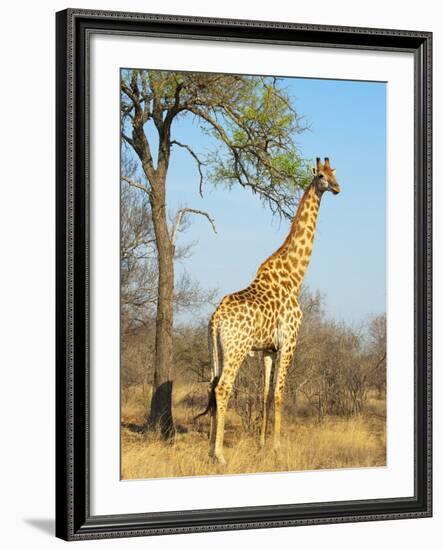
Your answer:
(273, 347), (295, 452)
(260, 354), (273, 448)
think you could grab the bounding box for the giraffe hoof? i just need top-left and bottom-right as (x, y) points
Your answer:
(214, 454), (227, 465)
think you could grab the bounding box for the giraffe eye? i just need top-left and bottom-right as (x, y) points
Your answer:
(318, 173), (324, 179)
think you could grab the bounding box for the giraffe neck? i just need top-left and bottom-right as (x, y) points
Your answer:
(279, 182), (322, 289)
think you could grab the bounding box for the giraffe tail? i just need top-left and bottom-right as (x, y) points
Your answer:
(194, 376), (219, 420)
(194, 318), (220, 420)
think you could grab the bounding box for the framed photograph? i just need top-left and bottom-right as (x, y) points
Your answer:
(55, 8), (432, 541)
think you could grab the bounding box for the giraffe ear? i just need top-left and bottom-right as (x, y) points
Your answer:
(312, 167), (317, 175)
(331, 168), (336, 175)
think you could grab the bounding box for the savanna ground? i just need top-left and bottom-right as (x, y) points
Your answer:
(121, 292), (387, 480)
(121, 382), (386, 480)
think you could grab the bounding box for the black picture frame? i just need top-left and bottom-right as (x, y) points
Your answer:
(55, 8), (432, 541)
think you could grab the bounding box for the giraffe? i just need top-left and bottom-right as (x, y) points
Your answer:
(201, 157), (340, 464)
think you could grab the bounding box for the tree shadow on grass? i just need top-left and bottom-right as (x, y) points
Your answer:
(121, 421), (147, 434)
(122, 421), (188, 435)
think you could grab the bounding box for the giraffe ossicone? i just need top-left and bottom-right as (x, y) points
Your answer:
(200, 157), (340, 465)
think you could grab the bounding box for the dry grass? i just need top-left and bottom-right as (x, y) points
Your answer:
(121, 384), (386, 480)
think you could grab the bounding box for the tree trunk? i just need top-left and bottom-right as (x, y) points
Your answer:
(147, 177), (175, 439)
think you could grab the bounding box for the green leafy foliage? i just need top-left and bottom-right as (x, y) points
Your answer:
(121, 69), (312, 219)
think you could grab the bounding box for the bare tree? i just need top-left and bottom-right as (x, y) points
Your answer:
(366, 314), (387, 396)
(121, 182), (157, 333)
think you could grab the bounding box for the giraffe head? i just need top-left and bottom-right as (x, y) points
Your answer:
(312, 157), (340, 195)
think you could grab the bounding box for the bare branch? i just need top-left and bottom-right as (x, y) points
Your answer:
(121, 82), (139, 105)
(171, 207), (217, 246)
(121, 175), (150, 196)
(171, 140), (206, 197)
(121, 133), (135, 148)
(365, 351), (387, 380)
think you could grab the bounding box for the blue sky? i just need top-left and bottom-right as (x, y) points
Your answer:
(125, 73), (386, 325)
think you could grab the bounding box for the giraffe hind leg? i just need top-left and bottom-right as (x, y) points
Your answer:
(208, 377), (219, 457)
(260, 353), (274, 448)
(213, 348), (250, 464)
(208, 407), (216, 457)
(273, 345), (295, 451)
